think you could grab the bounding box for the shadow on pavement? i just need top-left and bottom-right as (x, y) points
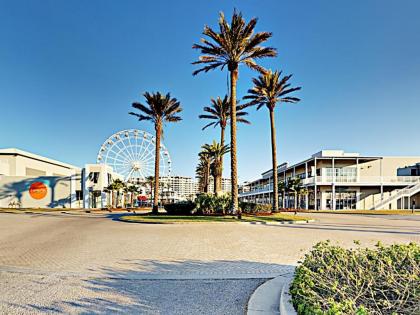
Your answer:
(3, 259), (294, 315)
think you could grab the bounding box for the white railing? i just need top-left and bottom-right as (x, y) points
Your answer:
(371, 181), (420, 210)
(240, 176), (420, 197)
(315, 176), (420, 184)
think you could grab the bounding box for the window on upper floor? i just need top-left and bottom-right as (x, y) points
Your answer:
(88, 172), (100, 184)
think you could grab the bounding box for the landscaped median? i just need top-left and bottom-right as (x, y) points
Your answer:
(119, 213), (312, 224)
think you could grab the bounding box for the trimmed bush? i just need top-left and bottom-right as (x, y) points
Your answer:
(164, 201), (196, 215)
(239, 202), (272, 214)
(195, 193), (231, 215)
(290, 241), (420, 315)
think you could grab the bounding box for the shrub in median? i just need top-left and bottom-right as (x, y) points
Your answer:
(290, 241), (420, 315)
(239, 202), (272, 214)
(164, 201), (196, 215)
(195, 193), (231, 215)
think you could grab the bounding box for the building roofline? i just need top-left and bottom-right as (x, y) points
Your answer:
(251, 150), (420, 185)
(0, 148), (81, 171)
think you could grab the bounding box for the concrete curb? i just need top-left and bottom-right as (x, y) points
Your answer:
(240, 220), (314, 226)
(279, 275), (297, 315)
(247, 273), (297, 315)
(118, 218), (314, 225)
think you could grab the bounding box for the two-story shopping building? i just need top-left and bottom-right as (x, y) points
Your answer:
(239, 150), (420, 210)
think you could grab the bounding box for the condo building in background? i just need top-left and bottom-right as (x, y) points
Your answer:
(239, 150), (420, 210)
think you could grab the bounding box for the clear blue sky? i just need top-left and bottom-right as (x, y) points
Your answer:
(1, 0), (420, 181)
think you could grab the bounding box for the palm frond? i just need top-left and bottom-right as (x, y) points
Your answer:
(192, 10), (275, 76)
(243, 70), (301, 110)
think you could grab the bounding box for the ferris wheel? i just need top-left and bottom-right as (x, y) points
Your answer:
(97, 129), (172, 182)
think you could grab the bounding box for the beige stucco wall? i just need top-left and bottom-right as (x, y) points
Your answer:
(0, 154), (77, 177)
(359, 157), (420, 177)
(0, 155), (16, 175)
(15, 155), (75, 177)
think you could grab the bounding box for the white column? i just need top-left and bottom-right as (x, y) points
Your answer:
(69, 171), (77, 209)
(356, 158), (359, 182)
(305, 162), (309, 210)
(380, 158), (384, 201)
(101, 192), (107, 208)
(332, 158), (336, 210)
(314, 158), (317, 210)
(82, 169), (90, 209)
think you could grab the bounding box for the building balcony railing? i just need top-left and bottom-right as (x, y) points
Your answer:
(240, 176), (420, 196)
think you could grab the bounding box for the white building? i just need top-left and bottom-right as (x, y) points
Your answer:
(207, 177), (232, 194)
(239, 150), (420, 210)
(160, 175), (198, 200)
(0, 148), (80, 208)
(0, 148), (121, 209)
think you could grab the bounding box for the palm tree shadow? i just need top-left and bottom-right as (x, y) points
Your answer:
(45, 260), (293, 314)
(0, 175), (81, 208)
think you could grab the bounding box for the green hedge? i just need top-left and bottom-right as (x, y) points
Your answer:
(239, 202), (272, 214)
(290, 241), (420, 315)
(195, 193), (231, 214)
(164, 201), (196, 215)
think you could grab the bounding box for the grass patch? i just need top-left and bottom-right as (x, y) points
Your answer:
(301, 209), (419, 215)
(119, 213), (311, 224)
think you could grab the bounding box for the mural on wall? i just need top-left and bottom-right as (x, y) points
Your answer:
(29, 182), (48, 200)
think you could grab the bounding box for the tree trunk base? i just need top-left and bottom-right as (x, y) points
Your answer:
(152, 205), (159, 214)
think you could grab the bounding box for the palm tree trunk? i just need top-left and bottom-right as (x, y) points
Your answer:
(269, 108), (279, 212)
(230, 69), (240, 218)
(213, 173), (218, 196)
(153, 123), (162, 214)
(205, 164), (210, 193)
(220, 126), (225, 194)
(220, 126), (225, 148)
(214, 160), (222, 196)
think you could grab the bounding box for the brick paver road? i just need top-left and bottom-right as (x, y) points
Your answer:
(0, 212), (418, 314)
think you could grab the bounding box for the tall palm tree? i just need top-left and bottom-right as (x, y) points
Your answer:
(130, 92), (183, 214)
(196, 154), (212, 193)
(199, 95), (251, 147)
(287, 177), (303, 209)
(126, 185), (139, 208)
(244, 70), (301, 212)
(199, 150), (213, 193)
(145, 176), (155, 207)
(278, 180), (286, 209)
(107, 179), (125, 208)
(193, 10), (276, 217)
(201, 141), (230, 196)
(199, 95), (250, 180)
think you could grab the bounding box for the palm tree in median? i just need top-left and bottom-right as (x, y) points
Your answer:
(196, 153), (212, 193)
(193, 10), (276, 217)
(130, 92), (183, 214)
(201, 141), (230, 196)
(244, 70), (301, 212)
(144, 175), (155, 207)
(199, 95), (251, 147)
(199, 95), (250, 178)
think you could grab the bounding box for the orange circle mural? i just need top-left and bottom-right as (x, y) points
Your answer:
(29, 182), (47, 200)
